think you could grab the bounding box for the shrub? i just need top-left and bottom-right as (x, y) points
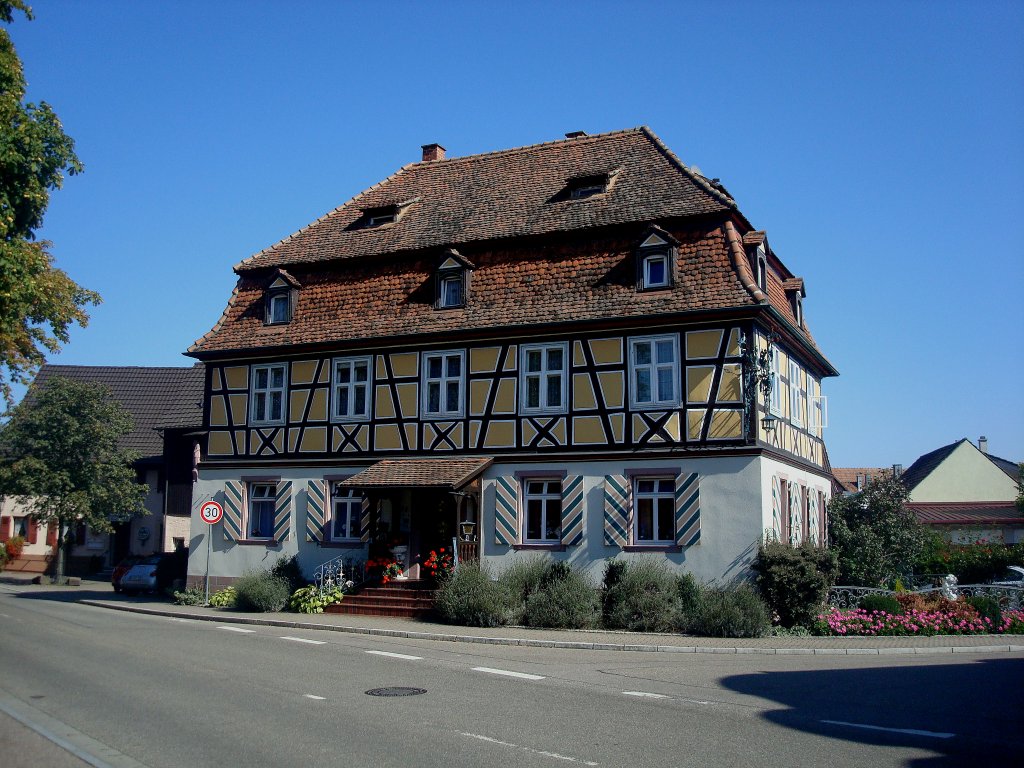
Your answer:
(271, 555), (307, 593)
(967, 595), (1002, 628)
(752, 540), (839, 627)
(859, 594), (902, 615)
(435, 561), (513, 627)
(233, 571), (291, 612)
(915, 535), (1024, 584)
(601, 557), (681, 632)
(677, 572), (702, 615)
(523, 565), (600, 629)
(895, 592), (927, 613)
(173, 586), (207, 606)
(684, 584), (769, 638)
(5, 536), (25, 561)
(497, 555), (551, 623)
(288, 585), (344, 614)
(209, 586), (237, 608)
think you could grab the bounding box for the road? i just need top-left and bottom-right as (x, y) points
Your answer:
(1, 584), (1021, 767)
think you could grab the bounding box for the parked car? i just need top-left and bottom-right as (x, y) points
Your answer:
(991, 565), (1024, 587)
(120, 550), (188, 594)
(111, 556), (143, 592)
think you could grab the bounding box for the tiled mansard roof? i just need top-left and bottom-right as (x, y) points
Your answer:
(189, 127), (825, 362)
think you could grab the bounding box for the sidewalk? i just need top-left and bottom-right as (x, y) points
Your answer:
(7, 578), (1022, 655)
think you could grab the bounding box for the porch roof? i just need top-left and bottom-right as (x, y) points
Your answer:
(338, 457), (493, 491)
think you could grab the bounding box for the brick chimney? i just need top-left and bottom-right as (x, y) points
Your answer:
(421, 143), (446, 162)
(978, 435), (988, 454)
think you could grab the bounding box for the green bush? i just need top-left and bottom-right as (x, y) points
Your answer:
(859, 594), (902, 615)
(684, 584), (769, 638)
(966, 595), (1002, 627)
(915, 535), (1024, 584)
(497, 555), (550, 614)
(523, 565), (600, 629)
(288, 585), (344, 614)
(435, 561), (513, 627)
(209, 586), (237, 608)
(601, 557), (681, 632)
(172, 586), (207, 606)
(271, 554), (307, 593)
(233, 571), (291, 612)
(752, 540), (839, 627)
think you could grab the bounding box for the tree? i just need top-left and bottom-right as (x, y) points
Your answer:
(0, 376), (146, 582)
(1, 2), (100, 406)
(827, 473), (924, 587)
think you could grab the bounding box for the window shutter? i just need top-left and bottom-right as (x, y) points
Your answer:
(807, 492), (820, 546)
(46, 522), (58, 548)
(603, 474), (629, 547)
(273, 481), (292, 542)
(359, 495), (372, 543)
(306, 480), (327, 544)
(0, 516), (10, 542)
(560, 475), (584, 546)
(674, 472), (700, 547)
(789, 484), (802, 545)
(770, 476), (783, 541)
(223, 481), (244, 542)
(494, 476), (519, 545)
(28, 518), (39, 545)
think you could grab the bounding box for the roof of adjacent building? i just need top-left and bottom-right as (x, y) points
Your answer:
(832, 467), (891, 493)
(907, 501), (1023, 526)
(28, 365), (205, 459)
(899, 438), (1020, 491)
(235, 127), (734, 273)
(338, 457), (493, 490)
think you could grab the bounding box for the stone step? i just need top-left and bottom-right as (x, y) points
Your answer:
(3, 555), (52, 574)
(341, 594), (435, 609)
(325, 602), (434, 619)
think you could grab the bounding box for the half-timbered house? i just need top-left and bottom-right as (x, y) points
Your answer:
(185, 127), (837, 591)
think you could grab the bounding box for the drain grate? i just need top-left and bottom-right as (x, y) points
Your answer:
(365, 687), (427, 697)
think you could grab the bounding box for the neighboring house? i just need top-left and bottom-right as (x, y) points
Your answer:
(0, 364), (205, 573)
(901, 437), (1023, 545)
(832, 467), (891, 495)
(184, 127), (838, 591)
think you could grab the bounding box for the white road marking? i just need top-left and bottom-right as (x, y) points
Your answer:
(0, 613), (11, 618)
(821, 720), (956, 739)
(217, 626), (254, 633)
(303, 694), (326, 701)
(461, 732), (598, 765)
(472, 666), (545, 681)
(280, 636), (326, 645)
(623, 691), (669, 699)
(366, 650), (423, 660)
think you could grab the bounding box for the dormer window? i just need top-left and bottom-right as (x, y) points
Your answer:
(635, 226), (677, 291)
(794, 294), (804, 327)
(570, 177), (606, 199)
(365, 206), (397, 227)
(756, 247), (768, 292)
(434, 249), (473, 310)
(783, 277), (805, 329)
(263, 270), (299, 325)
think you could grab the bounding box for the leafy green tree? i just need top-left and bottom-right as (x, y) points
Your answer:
(1, 2), (100, 406)
(0, 377), (146, 582)
(827, 473), (924, 587)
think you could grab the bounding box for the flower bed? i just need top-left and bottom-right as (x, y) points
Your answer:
(816, 606), (1024, 636)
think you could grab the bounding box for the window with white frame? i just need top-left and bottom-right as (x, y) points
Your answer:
(438, 272), (464, 308)
(422, 350), (465, 418)
(634, 477), (675, 543)
(756, 247), (768, 292)
(247, 483), (276, 539)
(641, 252), (670, 289)
(332, 356), (371, 421)
(629, 334), (679, 409)
(789, 359), (806, 427)
(769, 347), (782, 416)
(266, 291), (290, 324)
(250, 364), (287, 425)
(329, 482), (361, 541)
(520, 342), (568, 414)
(523, 479), (562, 543)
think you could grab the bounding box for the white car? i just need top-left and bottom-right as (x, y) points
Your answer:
(991, 565), (1024, 587)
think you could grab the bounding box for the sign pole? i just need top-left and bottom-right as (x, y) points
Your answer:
(198, 500), (224, 604)
(205, 529), (212, 604)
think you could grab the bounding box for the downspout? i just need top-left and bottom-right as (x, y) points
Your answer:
(724, 220), (768, 303)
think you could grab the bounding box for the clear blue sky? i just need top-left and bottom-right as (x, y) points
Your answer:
(8, 0), (1024, 468)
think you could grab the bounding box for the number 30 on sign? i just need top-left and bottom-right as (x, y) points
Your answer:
(199, 501), (224, 525)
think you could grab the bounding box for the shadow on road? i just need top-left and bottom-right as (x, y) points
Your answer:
(722, 656), (1024, 766)
(13, 584), (172, 606)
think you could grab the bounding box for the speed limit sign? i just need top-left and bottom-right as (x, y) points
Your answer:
(199, 500), (224, 525)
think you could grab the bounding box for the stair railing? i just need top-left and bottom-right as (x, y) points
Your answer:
(314, 555), (365, 596)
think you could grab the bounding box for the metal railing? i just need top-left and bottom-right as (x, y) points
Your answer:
(828, 584), (1023, 611)
(313, 555), (365, 595)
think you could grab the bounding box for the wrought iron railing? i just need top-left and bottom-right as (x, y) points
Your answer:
(828, 584), (1023, 611)
(313, 555), (365, 595)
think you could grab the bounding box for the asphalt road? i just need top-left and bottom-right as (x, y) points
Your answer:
(1, 584), (1021, 768)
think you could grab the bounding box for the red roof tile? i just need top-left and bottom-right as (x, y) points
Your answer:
(908, 502), (1023, 526)
(338, 457), (493, 490)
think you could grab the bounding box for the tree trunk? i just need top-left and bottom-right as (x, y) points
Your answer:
(53, 520), (68, 584)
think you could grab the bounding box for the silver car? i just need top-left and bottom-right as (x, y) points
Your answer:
(119, 554), (165, 594)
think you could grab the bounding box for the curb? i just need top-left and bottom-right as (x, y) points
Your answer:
(80, 600), (1024, 656)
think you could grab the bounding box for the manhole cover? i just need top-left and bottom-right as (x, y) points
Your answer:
(365, 687), (427, 697)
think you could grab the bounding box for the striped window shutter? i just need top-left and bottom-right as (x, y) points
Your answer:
(1, 515), (11, 541)
(789, 485), (802, 545)
(771, 476), (783, 541)
(223, 481), (244, 542)
(674, 472), (700, 547)
(306, 480), (327, 544)
(807, 492), (820, 546)
(560, 475), (584, 546)
(359, 495), (372, 543)
(494, 476), (519, 545)
(273, 481), (293, 542)
(603, 475), (629, 547)
(28, 518), (39, 545)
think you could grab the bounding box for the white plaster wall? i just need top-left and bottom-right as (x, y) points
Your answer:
(909, 442), (1018, 502)
(480, 456), (764, 585)
(759, 456), (832, 543)
(163, 515), (192, 551)
(0, 496), (52, 555)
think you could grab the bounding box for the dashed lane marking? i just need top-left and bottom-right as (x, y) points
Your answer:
(280, 636), (326, 645)
(472, 667), (545, 681)
(366, 650), (423, 660)
(623, 691), (669, 699)
(820, 720), (956, 739)
(303, 695), (326, 701)
(216, 626), (254, 633)
(461, 732), (598, 765)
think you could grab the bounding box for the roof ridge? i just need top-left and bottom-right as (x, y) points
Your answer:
(412, 126), (645, 166)
(637, 126), (737, 208)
